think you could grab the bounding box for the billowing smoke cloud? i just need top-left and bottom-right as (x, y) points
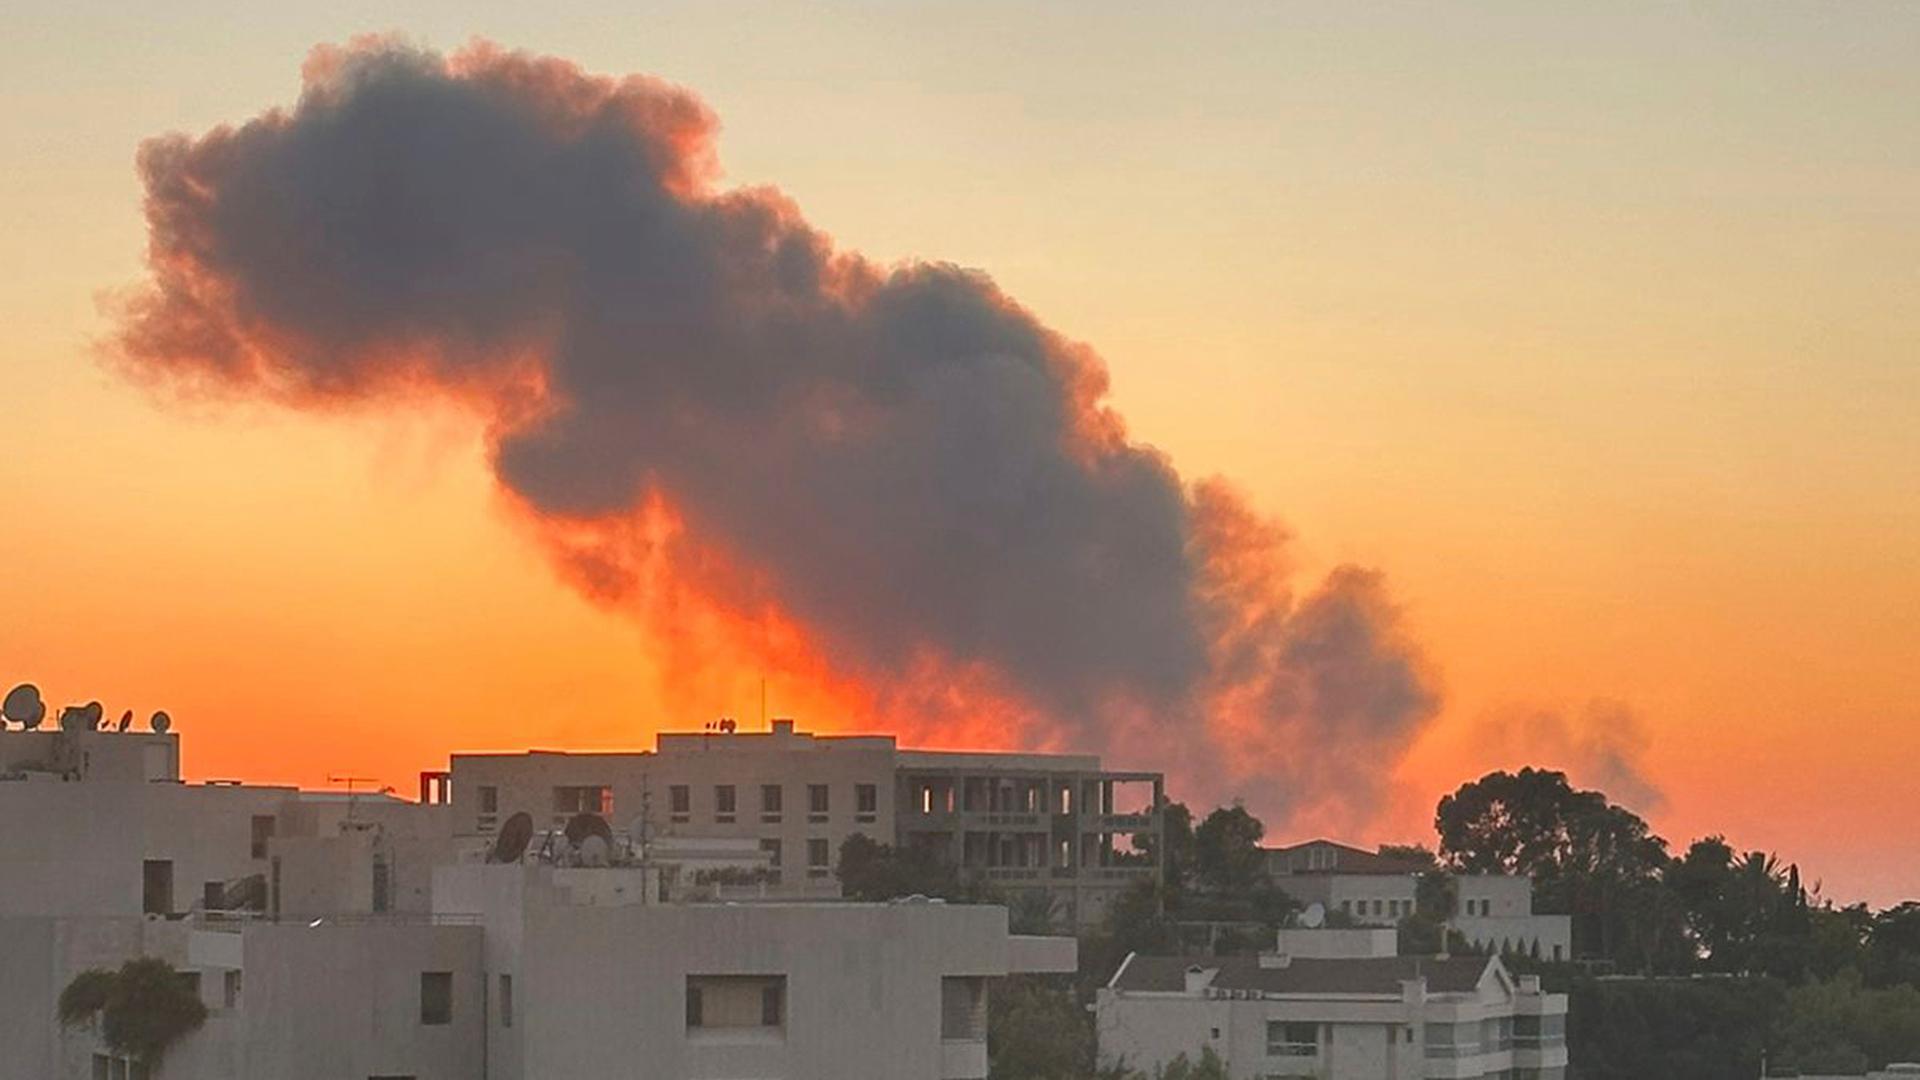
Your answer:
(1472, 699), (1665, 814)
(114, 39), (1439, 828)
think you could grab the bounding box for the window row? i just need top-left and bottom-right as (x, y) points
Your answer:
(470, 782), (884, 829)
(755, 837), (836, 877)
(667, 783), (879, 824)
(1338, 897), (1414, 918)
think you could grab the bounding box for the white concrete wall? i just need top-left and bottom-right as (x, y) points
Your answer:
(436, 864), (1066, 1080)
(1454, 914), (1573, 962)
(1456, 874), (1533, 918)
(162, 922), (486, 1080)
(0, 730), (178, 782)
(0, 781), (292, 918)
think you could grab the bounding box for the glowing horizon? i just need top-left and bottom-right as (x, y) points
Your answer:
(2, 6), (1916, 907)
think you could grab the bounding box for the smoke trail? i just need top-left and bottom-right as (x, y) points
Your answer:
(113, 38), (1440, 828)
(1472, 699), (1666, 813)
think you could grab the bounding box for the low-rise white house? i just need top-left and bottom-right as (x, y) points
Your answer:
(1096, 928), (1569, 1080)
(1265, 840), (1574, 962)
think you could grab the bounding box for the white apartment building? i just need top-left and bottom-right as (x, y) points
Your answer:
(1266, 840), (1573, 962)
(439, 718), (1165, 928)
(1, 720), (1078, 1080)
(1097, 928), (1570, 1080)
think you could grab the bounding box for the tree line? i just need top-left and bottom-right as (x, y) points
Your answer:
(833, 766), (1920, 1079)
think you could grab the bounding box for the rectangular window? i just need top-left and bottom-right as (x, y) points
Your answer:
(499, 974), (514, 1028)
(1266, 1020), (1318, 1056)
(807, 838), (830, 877)
(552, 785), (612, 816)
(715, 785), (737, 822)
(250, 815), (276, 859)
(420, 972), (453, 1025)
(685, 975), (786, 1032)
(808, 783), (829, 821)
(669, 785), (691, 823)
(856, 783), (878, 821)
(224, 970), (242, 1009)
(761, 784), (783, 822)
(478, 786), (498, 813)
(941, 977), (987, 1040)
(142, 860), (174, 916)
(760, 838), (783, 868)
(371, 854), (391, 913)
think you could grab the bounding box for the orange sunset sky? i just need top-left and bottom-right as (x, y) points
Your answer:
(2, 4), (1916, 904)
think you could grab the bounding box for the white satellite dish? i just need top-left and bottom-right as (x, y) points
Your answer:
(151, 710), (172, 734)
(1301, 902), (1326, 929)
(578, 834), (610, 867)
(3, 684), (46, 729)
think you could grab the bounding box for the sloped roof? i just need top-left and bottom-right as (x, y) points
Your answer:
(1265, 839), (1431, 876)
(1110, 953), (1491, 996)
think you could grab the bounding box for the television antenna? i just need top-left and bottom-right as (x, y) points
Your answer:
(151, 710), (172, 734)
(328, 775), (382, 821)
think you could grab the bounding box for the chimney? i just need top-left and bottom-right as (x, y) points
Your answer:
(772, 718), (795, 737)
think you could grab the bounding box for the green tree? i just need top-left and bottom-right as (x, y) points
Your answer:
(988, 975), (1092, 1080)
(1193, 803), (1266, 894)
(1136, 801), (1195, 892)
(60, 957), (209, 1068)
(1436, 768), (1678, 968)
(1152, 1047), (1230, 1080)
(1868, 902), (1920, 989)
(836, 833), (971, 901)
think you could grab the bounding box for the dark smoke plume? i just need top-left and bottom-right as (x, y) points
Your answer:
(115, 39), (1439, 829)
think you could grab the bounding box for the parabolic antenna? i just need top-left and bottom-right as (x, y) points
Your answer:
(116, 710), (132, 732)
(578, 834), (610, 867)
(564, 811), (614, 851)
(58, 705), (87, 732)
(150, 711), (172, 734)
(1301, 902), (1327, 929)
(81, 701), (103, 729)
(488, 811), (535, 864)
(3, 684), (46, 729)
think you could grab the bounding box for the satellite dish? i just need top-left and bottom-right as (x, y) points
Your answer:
(488, 811), (535, 864)
(578, 834), (610, 867)
(58, 705), (88, 732)
(3, 684), (46, 729)
(563, 812), (613, 851)
(150, 711), (172, 734)
(116, 710), (132, 732)
(1301, 902), (1327, 929)
(81, 701), (104, 729)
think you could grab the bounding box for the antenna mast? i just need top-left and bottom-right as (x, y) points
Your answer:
(327, 775), (381, 821)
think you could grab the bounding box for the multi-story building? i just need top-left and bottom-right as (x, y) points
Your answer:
(1096, 928), (1570, 1080)
(1265, 839), (1573, 962)
(439, 719), (1165, 927)
(0, 718), (1080, 1080)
